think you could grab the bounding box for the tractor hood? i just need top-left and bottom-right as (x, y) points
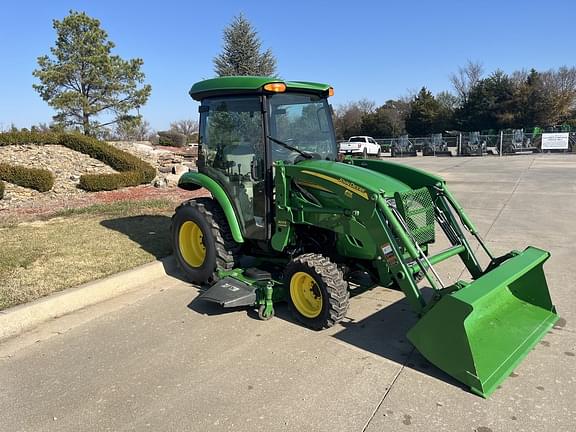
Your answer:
(292, 159), (444, 198)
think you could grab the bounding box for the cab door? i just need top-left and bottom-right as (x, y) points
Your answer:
(198, 96), (268, 240)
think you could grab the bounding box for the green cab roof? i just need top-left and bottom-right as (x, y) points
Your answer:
(189, 76), (331, 101)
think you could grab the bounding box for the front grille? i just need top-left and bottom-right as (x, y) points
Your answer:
(394, 187), (435, 245)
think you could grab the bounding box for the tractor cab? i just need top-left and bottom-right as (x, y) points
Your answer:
(190, 77), (337, 241)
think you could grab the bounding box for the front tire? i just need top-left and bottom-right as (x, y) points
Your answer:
(172, 198), (240, 284)
(284, 253), (349, 330)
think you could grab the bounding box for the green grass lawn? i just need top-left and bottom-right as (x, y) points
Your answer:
(0, 199), (176, 310)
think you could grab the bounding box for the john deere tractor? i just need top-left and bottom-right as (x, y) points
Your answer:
(172, 76), (558, 397)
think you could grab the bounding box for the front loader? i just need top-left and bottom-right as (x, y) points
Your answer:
(172, 77), (558, 398)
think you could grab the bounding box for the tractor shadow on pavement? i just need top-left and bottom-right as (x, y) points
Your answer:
(188, 282), (465, 392)
(332, 290), (467, 393)
(99, 216), (464, 392)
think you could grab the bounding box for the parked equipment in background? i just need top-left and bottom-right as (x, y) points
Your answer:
(460, 132), (487, 156)
(391, 135), (417, 157)
(172, 76), (558, 398)
(423, 133), (452, 156)
(338, 136), (381, 157)
(502, 129), (538, 154)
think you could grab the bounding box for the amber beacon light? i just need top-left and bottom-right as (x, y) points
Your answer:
(263, 82), (287, 92)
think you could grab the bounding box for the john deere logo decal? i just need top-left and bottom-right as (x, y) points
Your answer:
(301, 170), (368, 200)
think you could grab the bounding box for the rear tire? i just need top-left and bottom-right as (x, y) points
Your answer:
(172, 198), (240, 284)
(362, 147), (368, 159)
(284, 253), (349, 330)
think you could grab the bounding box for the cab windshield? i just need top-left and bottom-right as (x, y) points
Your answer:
(268, 93), (337, 163)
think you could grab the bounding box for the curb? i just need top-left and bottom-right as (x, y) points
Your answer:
(0, 256), (177, 342)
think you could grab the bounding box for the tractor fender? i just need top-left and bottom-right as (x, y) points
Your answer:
(178, 172), (244, 243)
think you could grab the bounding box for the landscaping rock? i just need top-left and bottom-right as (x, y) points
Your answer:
(153, 178), (168, 188)
(0, 144), (116, 209)
(0, 140), (199, 212)
(171, 164), (189, 176)
(164, 174), (181, 187)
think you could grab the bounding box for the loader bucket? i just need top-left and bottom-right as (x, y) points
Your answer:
(407, 246), (558, 398)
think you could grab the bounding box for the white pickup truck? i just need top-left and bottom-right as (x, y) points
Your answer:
(338, 136), (381, 157)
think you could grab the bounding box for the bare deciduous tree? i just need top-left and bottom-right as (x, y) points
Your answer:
(541, 66), (576, 122)
(113, 118), (153, 141)
(169, 119), (199, 138)
(30, 123), (53, 133)
(436, 91), (459, 110)
(511, 69), (528, 85)
(450, 60), (484, 103)
(357, 98), (376, 115)
(333, 100), (376, 139)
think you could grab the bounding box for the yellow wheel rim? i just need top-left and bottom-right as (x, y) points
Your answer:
(178, 221), (206, 267)
(290, 272), (323, 318)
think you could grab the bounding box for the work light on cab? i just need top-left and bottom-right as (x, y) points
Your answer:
(263, 82), (286, 92)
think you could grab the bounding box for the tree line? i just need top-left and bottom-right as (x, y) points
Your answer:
(4, 118), (199, 144)
(334, 61), (576, 139)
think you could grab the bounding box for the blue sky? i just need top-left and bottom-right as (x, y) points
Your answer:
(1, 0), (574, 131)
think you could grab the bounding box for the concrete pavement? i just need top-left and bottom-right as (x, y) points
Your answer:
(1, 154), (575, 431)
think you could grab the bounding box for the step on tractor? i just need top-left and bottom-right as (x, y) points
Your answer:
(172, 77), (558, 398)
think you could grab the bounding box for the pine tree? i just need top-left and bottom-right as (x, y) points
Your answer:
(405, 88), (444, 135)
(33, 11), (151, 136)
(213, 14), (277, 77)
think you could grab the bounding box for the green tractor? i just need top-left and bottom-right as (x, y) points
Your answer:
(172, 76), (558, 397)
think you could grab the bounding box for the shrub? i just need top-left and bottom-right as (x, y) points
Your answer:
(58, 133), (153, 174)
(0, 181), (4, 199)
(78, 171), (149, 192)
(157, 131), (187, 147)
(0, 131), (60, 146)
(0, 132), (156, 192)
(0, 163), (55, 192)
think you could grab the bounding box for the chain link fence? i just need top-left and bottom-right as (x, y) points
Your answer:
(341, 129), (576, 157)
